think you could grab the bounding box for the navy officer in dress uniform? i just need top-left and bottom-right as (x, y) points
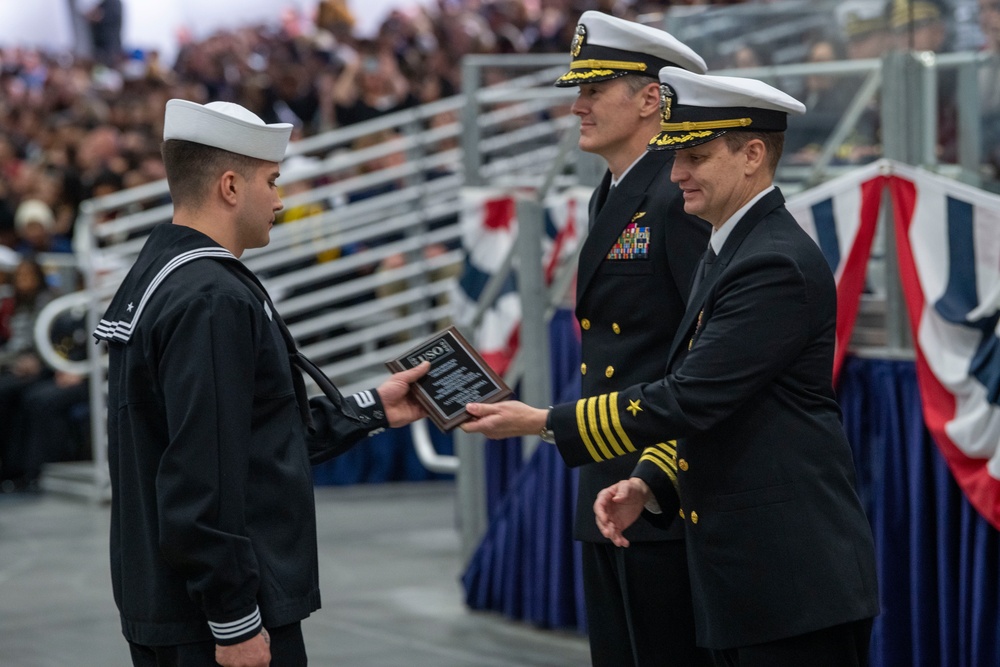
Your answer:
(473, 11), (713, 666)
(465, 67), (880, 665)
(94, 99), (429, 667)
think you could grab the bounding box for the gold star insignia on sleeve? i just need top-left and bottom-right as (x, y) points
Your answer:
(627, 399), (642, 417)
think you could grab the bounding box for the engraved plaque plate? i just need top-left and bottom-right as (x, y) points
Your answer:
(386, 325), (512, 431)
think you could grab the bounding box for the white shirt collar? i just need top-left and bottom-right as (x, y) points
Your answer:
(709, 185), (775, 255)
(610, 152), (647, 188)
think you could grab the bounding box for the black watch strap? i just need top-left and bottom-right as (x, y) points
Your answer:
(539, 407), (556, 443)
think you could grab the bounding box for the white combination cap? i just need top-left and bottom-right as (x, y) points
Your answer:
(649, 67), (806, 151)
(163, 99), (293, 163)
(554, 11), (706, 87)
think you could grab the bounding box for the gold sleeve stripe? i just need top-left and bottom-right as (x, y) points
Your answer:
(654, 441), (677, 457)
(641, 448), (680, 493)
(570, 59), (648, 72)
(608, 392), (637, 453)
(587, 396), (614, 460)
(597, 394), (626, 457)
(639, 453), (678, 488)
(646, 447), (677, 472)
(576, 399), (603, 463)
(640, 452), (669, 474)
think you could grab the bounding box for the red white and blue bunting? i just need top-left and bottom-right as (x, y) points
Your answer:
(887, 162), (1000, 531)
(457, 161), (1000, 529)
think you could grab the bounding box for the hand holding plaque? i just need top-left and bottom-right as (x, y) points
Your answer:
(385, 325), (512, 431)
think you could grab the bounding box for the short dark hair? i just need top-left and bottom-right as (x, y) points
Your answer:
(619, 73), (659, 96)
(160, 140), (264, 209)
(721, 131), (785, 174)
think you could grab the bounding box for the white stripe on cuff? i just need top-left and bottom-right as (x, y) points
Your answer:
(208, 606), (261, 640)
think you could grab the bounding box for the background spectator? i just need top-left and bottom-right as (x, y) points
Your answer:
(14, 199), (71, 254)
(843, 3), (892, 60)
(0, 256), (56, 492)
(978, 0), (1000, 176)
(889, 0), (951, 52)
(83, 0), (124, 67)
(332, 42), (419, 127)
(786, 37), (858, 160)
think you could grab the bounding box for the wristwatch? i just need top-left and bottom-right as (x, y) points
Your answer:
(539, 408), (556, 443)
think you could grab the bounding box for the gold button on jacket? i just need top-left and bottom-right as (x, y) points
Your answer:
(554, 148), (711, 546)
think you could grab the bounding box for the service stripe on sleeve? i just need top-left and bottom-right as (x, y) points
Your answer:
(598, 394), (626, 457)
(640, 447), (679, 491)
(576, 399), (603, 462)
(609, 392), (637, 453)
(639, 451), (677, 482)
(587, 397), (614, 460)
(646, 446), (677, 473)
(208, 607), (262, 641)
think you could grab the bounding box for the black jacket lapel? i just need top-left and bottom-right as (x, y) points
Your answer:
(667, 188), (787, 364)
(576, 151), (673, 302)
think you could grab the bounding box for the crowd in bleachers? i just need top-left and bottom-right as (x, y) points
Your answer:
(1, 0), (998, 492)
(0, 0), (658, 491)
(680, 0), (996, 171)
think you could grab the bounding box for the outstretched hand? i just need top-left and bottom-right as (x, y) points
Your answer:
(378, 361), (430, 427)
(594, 478), (653, 548)
(460, 400), (548, 440)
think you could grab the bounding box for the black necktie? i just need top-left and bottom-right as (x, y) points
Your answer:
(688, 245), (717, 302)
(594, 184), (616, 226)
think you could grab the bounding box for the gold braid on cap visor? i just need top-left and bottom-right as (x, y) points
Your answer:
(660, 117), (754, 131)
(559, 69), (617, 82)
(570, 59), (649, 72)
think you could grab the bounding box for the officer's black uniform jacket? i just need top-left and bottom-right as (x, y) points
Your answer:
(569, 149), (710, 542)
(551, 189), (879, 649)
(94, 224), (388, 647)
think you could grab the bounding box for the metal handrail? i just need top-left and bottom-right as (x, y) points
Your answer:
(36, 46), (998, 499)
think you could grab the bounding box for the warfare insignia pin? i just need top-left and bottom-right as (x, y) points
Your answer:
(571, 24), (586, 58)
(630, 211), (646, 223)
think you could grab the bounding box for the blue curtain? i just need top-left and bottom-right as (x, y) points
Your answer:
(462, 308), (587, 628)
(463, 310), (1000, 664)
(839, 356), (1000, 667)
(312, 423), (454, 485)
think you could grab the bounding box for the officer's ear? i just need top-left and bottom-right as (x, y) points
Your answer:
(742, 139), (767, 176)
(639, 81), (660, 119)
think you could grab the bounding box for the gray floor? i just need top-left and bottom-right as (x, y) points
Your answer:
(0, 481), (590, 667)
